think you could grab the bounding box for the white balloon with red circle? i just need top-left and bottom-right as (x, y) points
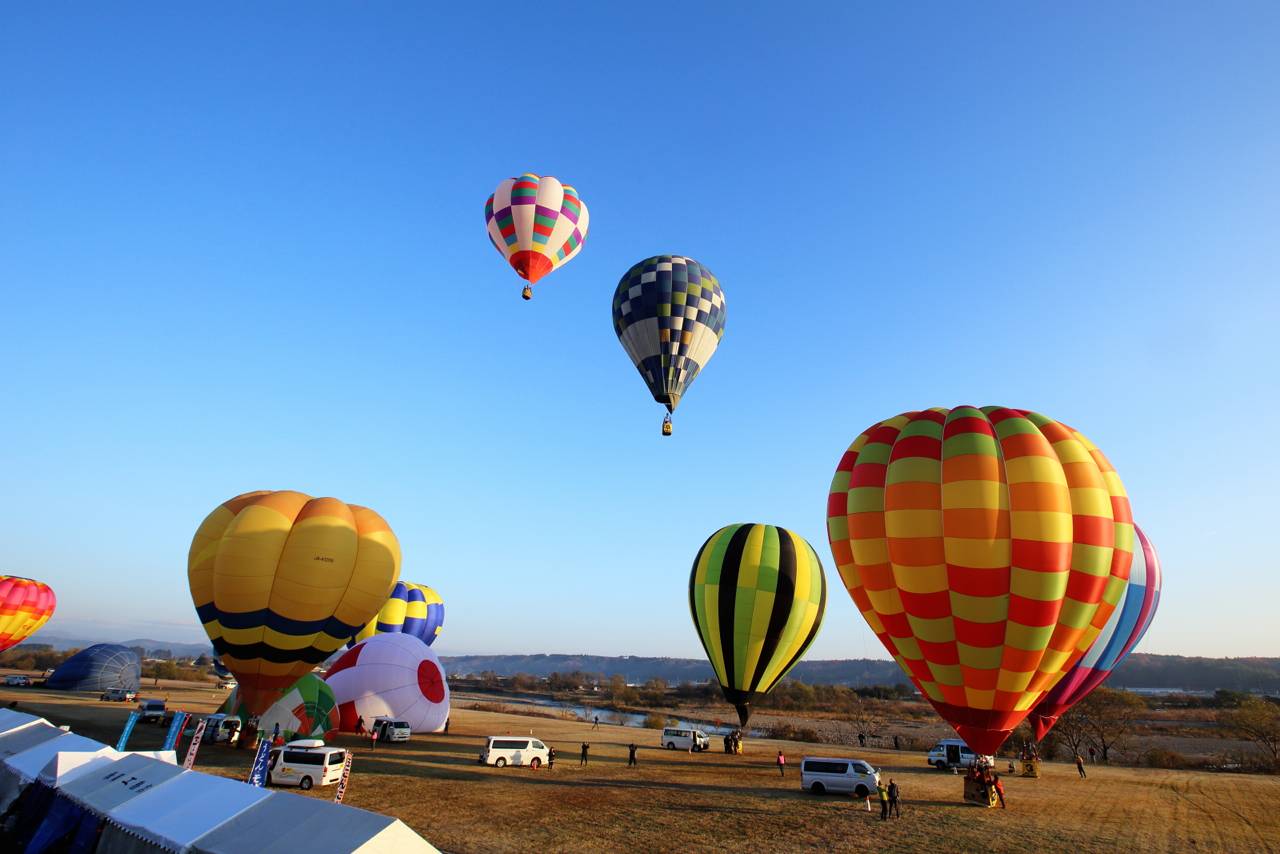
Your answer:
(324, 633), (450, 733)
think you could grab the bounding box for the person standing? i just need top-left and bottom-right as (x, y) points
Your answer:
(877, 781), (890, 821)
(580, 742), (590, 766)
(1075, 754), (1087, 779)
(443, 717), (449, 735)
(993, 774), (1006, 809)
(776, 751), (786, 777)
(1088, 745), (1097, 764)
(628, 743), (638, 766)
(887, 779), (900, 818)
(548, 746), (556, 769)
(592, 715), (600, 730)
(858, 732), (866, 748)
(355, 715), (366, 735)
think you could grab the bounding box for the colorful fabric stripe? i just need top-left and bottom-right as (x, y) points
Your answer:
(826, 407), (1131, 755)
(349, 581), (445, 648)
(0, 576), (56, 653)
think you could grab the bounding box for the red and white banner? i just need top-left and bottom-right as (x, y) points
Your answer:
(333, 753), (354, 803)
(182, 719), (207, 770)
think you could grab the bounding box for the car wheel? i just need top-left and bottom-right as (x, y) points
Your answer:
(299, 776), (313, 791)
(530, 758), (541, 770)
(666, 742), (676, 750)
(934, 760), (947, 770)
(811, 782), (826, 795)
(495, 757), (507, 768)
(855, 785), (869, 799)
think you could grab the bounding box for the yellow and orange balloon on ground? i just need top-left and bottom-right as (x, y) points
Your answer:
(188, 490), (401, 715)
(826, 406), (1132, 754)
(0, 576), (56, 653)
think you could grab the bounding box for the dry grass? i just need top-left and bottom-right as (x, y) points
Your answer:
(4, 685), (1278, 853)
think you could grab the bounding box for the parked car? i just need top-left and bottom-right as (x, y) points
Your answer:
(478, 736), (550, 768)
(660, 727), (710, 752)
(267, 739), (346, 790)
(372, 717), (412, 743)
(100, 688), (137, 702)
(202, 713), (242, 745)
(4, 675), (32, 687)
(137, 699), (167, 724)
(926, 739), (993, 770)
(800, 756), (880, 797)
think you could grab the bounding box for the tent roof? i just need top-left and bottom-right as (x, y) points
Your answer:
(105, 770), (274, 851)
(38, 748), (122, 787)
(0, 708), (46, 735)
(60, 752), (187, 813)
(190, 791), (439, 853)
(0, 720), (64, 759)
(3, 731), (106, 783)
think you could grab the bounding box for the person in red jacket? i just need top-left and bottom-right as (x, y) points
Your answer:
(776, 751), (786, 777)
(993, 773), (1006, 809)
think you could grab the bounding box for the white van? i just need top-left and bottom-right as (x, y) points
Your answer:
(927, 738), (994, 770)
(267, 739), (346, 790)
(202, 713), (242, 745)
(800, 756), (880, 797)
(372, 717), (412, 743)
(660, 727), (710, 752)
(479, 736), (549, 768)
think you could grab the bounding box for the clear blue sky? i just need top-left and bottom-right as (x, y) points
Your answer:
(2, 4), (1277, 660)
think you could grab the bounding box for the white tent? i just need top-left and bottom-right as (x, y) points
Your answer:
(0, 708), (47, 735)
(189, 791), (439, 853)
(0, 719), (65, 760)
(0, 731), (108, 809)
(38, 747), (122, 787)
(59, 752), (188, 814)
(96, 771), (273, 854)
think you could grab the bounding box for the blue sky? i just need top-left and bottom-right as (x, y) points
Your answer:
(2, 4), (1276, 660)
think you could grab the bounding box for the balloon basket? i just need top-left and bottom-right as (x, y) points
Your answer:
(1019, 758), (1041, 778)
(662, 415), (673, 436)
(521, 286), (532, 300)
(963, 777), (999, 808)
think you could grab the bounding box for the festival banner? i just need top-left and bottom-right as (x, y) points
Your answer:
(246, 735), (272, 787)
(333, 752), (354, 803)
(161, 712), (189, 751)
(115, 711), (140, 752)
(182, 718), (207, 770)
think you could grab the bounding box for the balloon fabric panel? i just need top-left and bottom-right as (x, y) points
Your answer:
(485, 173), (589, 289)
(0, 576), (56, 653)
(350, 582), (445, 647)
(612, 256), (726, 413)
(188, 490), (401, 714)
(689, 524), (826, 726)
(826, 407), (1133, 755)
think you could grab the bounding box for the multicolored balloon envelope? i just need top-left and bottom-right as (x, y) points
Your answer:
(1027, 524), (1162, 740)
(188, 490), (402, 715)
(826, 407), (1134, 755)
(325, 633), (450, 733)
(612, 255), (727, 434)
(485, 173), (589, 299)
(689, 524), (827, 726)
(226, 673), (339, 741)
(349, 581), (444, 648)
(0, 576), (56, 653)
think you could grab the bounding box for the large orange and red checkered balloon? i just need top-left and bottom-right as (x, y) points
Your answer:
(0, 576), (56, 653)
(825, 407), (1133, 755)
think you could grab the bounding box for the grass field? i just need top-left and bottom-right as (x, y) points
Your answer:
(3, 685), (1277, 853)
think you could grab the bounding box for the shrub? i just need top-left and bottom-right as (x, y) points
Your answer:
(644, 713), (672, 729)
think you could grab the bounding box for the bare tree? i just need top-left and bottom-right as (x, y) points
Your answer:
(1050, 705), (1092, 760)
(1220, 697), (1280, 769)
(847, 698), (887, 745)
(1078, 688), (1147, 763)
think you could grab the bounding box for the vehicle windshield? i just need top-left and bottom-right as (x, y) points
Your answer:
(393, 721), (409, 728)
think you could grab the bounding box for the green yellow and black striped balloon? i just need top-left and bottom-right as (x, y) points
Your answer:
(689, 524), (827, 726)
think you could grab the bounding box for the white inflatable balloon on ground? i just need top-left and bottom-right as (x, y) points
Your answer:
(324, 633), (450, 733)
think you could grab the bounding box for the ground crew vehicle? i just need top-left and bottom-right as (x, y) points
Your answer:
(660, 727), (710, 752)
(267, 739), (346, 790)
(800, 756), (880, 797)
(479, 736), (549, 768)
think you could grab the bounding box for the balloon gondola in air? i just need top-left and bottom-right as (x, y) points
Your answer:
(825, 406), (1134, 755)
(689, 523), (827, 727)
(612, 255), (726, 435)
(485, 173), (589, 300)
(188, 490), (401, 715)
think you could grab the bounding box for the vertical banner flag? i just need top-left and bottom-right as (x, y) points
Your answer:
(333, 753), (354, 803)
(182, 718), (207, 770)
(247, 736), (272, 787)
(115, 711), (140, 752)
(162, 712), (189, 751)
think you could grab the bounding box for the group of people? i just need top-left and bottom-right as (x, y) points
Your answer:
(875, 779), (902, 820)
(966, 761), (1006, 808)
(723, 730), (744, 754)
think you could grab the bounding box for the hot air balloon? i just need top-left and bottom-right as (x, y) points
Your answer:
(348, 582), (444, 648)
(188, 490), (401, 715)
(325, 634), (451, 733)
(826, 407), (1133, 756)
(46, 644), (141, 693)
(612, 255), (727, 435)
(1027, 524), (1162, 740)
(225, 673), (339, 741)
(485, 173), (589, 300)
(0, 576), (56, 653)
(689, 524), (827, 726)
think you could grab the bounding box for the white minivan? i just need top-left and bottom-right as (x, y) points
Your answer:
(479, 736), (549, 768)
(800, 756), (881, 797)
(927, 738), (994, 770)
(267, 739), (346, 790)
(372, 717), (412, 743)
(660, 727), (710, 752)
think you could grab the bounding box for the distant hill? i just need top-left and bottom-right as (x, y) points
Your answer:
(441, 653), (1280, 693)
(30, 635), (210, 659)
